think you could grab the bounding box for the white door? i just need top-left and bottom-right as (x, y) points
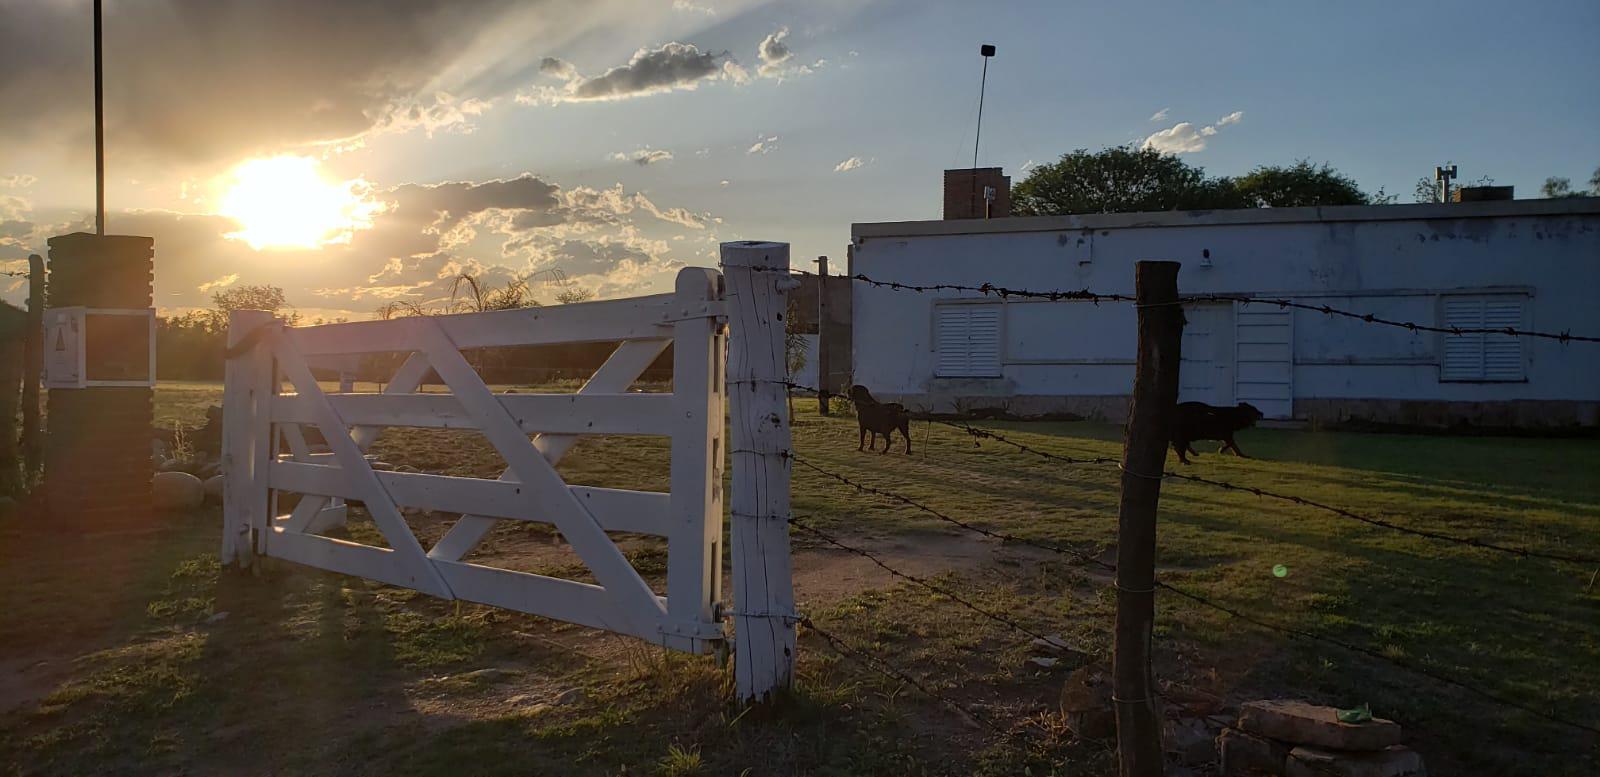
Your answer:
(1180, 304), (1234, 406)
(1234, 309), (1294, 419)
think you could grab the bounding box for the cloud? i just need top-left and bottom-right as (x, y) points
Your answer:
(526, 43), (732, 104)
(609, 148), (675, 166)
(1143, 123), (1210, 154)
(671, 0), (716, 14)
(1149, 108), (1170, 122)
(1142, 110), (1243, 154)
(758, 27), (794, 77)
(0, 174), (36, 188)
(198, 273), (240, 293)
(833, 157), (866, 173)
(369, 92), (494, 138)
(746, 135), (780, 155)
(0, 1), (534, 168)
(754, 26), (821, 80)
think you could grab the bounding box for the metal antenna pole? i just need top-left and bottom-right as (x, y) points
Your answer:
(973, 56), (988, 170)
(94, 0), (105, 235)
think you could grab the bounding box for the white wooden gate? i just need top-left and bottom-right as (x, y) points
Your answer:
(222, 267), (729, 654)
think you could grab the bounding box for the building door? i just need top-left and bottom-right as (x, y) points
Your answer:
(1179, 304), (1235, 406)
(1234, 308), (1294, 419)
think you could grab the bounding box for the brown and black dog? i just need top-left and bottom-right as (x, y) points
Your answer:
(1170, 401), (1263, 464)
(850, 385), (912, 454)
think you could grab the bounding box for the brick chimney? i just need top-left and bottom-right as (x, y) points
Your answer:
(943, 168), (1010, 219)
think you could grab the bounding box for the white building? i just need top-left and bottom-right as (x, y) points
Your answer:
(848, 198), (1600, 428)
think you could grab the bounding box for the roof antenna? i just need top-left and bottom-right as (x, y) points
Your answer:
(972, 44), (996, 170)
(94, 0), (106, 234)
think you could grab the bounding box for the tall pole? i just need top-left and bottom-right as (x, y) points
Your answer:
(1113, 261), (1183, 777)
(22, 254), (44, 483)
(93, 0), (105, 235)
(970, 44), (996, 219)
(814, 256), (830, 416)
(973, 57), (989, 170)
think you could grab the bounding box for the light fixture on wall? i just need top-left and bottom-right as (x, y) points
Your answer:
(1200, 248), (1214, 268)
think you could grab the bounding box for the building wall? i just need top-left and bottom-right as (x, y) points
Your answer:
(849, 201), (1600, 427)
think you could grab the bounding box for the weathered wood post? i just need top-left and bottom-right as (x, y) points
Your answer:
(221, 309), (274, 566)
(814, 255), (830, 415)
(1114, 260), (1183, 777)
(724, 240), (798, 703)
(22, 254), (44, 484)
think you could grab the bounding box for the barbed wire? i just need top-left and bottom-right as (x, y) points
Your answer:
(788, 453), (1600, 735)
(789, 516), (1086, 651)
(800, 616), (1007, 734)
(788, 452), (1110, 568)
(784, 380), (1600, 566)
(757, 266), (1600, 343)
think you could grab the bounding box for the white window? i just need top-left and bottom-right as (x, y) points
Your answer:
(1441, 296), (1526, 382)
(935, 304), (1002, 377)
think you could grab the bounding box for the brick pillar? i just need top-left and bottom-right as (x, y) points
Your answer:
(44, 233), (155, 528)
(942, 168), (1011, 219)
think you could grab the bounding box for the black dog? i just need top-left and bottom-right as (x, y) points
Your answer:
(850, 385), (912, 454)
(1170, 402), (1263, 464)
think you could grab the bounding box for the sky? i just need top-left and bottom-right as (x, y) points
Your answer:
(2, 0), (1597, 320)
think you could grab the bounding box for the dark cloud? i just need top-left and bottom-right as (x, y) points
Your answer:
(0, 0), (524, 165)
(533, 42), (731, 102)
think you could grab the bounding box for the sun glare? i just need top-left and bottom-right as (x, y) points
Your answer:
(219, 156), (380, 250)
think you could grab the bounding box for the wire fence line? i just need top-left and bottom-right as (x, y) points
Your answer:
(800, 616), (1010, 735)
(789, 516), (1088, 651)
(759, 266), (1600, 343)
(786, 451), (1600, 736)
(782, 380), (1600, 566)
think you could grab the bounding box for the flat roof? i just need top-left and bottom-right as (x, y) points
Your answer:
(852, 197), (1600, 240)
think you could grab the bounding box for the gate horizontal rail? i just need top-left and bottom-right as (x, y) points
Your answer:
(223, 268), (729, 653)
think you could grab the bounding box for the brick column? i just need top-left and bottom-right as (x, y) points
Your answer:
(44, 233), (155, 528)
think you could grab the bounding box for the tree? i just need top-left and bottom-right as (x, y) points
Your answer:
(554, 287), (596, 304)
(1013, 146), (1374, 215)
(1413, 176), (1440, 204)
(1541, 166), (1599, 198)
(1542, 177), (1574, 198)
(1233, 160), (1368, 208)
(1012, 145), (1239, 216)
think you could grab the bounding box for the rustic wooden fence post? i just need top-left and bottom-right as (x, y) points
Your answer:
(724, 240), (799, 703)
(1114, 260), (1183, 777)
(22, 254), (44, 484)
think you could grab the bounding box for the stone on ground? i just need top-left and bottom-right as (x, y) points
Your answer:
(153, 471), (205, 511)
(1059, 664), (1115, 740)
(203, 474), (225, 504)
(1239, 700), (1402, 751)
(1219, 727), (1290, 776)
(1284, 745), (1426, 777)
(1164, 716), (1217, 765)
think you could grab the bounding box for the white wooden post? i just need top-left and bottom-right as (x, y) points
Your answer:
(724, 240), (798, 702)
(666, 267), (727, 652)
(222, 310), (273, 566)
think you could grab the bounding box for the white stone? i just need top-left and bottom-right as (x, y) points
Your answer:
(153, 471), (205, 511)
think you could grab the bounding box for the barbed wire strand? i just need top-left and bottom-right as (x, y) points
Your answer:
(790, 516), (1083, 650)
(784, 379), (1599, 566)
(789, 453), (1600, 735)
(801, 617), (1007, 734)
(757, 266), (1599, 344)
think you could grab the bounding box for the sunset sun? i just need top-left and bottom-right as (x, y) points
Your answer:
(219, 155), (380, 250)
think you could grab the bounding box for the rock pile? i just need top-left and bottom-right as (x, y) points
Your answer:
(1220, 700), (1425, 776)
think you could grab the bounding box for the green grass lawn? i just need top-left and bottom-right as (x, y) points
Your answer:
(3, 383), (1597, 775)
